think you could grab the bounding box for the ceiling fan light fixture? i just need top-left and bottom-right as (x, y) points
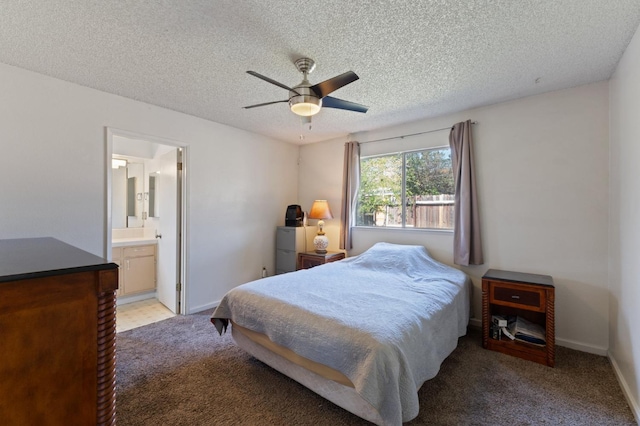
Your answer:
(290, 95), (322, 116)
(245, 58), (366, 118)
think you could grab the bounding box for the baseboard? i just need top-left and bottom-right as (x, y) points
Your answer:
(555, 337), (607, 356)
(187, 300), (219, 315)
(609, 353), (640, 424)
(116, 291), (156, 306)
(468, 317), (608, 356)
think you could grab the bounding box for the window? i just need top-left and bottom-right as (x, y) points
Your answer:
(356, 147), (455, 229)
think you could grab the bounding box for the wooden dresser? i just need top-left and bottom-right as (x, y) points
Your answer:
(0, 237), (118, 425)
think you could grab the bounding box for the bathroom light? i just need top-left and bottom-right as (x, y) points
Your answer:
(112, 159), (127, 169)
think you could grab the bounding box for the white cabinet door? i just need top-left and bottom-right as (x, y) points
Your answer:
(124, 255), (156, 294)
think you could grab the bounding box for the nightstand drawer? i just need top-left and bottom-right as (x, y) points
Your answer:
(299, 256), (323, 269)
(489, 281), (546, 311)
(297, 251), (345, 270)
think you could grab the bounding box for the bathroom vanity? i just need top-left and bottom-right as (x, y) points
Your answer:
(112, 242), (156, 297)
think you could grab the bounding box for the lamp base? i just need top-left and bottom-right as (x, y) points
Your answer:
(313, 234), (329, 254)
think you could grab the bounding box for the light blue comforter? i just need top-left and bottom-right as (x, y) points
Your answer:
(212, 242), (471, 425)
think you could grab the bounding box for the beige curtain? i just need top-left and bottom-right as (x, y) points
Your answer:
(449, 120), (484, 265)
(339, 141), (360, 250)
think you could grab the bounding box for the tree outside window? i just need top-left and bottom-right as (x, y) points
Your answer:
(356, 148), (454, 229)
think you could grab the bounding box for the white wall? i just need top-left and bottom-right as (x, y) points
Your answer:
(0, 62), (299, 314)
(609, 22), (640, 420)
(299, 81), (610, 354)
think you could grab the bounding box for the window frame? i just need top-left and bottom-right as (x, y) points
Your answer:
(355, 144), (455, 232)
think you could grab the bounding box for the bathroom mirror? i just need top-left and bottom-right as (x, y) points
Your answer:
(127, 177), (136, 216)
(112, 158), (145, 228)
(148, 172), (159, 218)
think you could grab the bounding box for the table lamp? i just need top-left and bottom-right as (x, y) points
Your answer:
(308, 200), (333, 253)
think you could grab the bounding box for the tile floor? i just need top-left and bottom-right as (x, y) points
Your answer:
(116, 298), (176, 333)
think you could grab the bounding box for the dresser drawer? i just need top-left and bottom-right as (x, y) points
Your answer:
(276, 249), (297, 272)
(123, 244), (155, 258)
(276, 227), (297, 249)
(489, 281), (546, 311)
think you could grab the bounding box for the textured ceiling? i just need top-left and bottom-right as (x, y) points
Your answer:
(1, 1), (639, 144)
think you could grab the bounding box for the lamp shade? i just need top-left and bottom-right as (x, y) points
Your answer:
(308, 200), (333, 220)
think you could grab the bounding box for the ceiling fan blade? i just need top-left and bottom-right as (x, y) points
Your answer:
(246, 71), (300, 95)
(322, 96), (368, 113)
(243, 100), (288, 109)
(310, 71), (359, 98)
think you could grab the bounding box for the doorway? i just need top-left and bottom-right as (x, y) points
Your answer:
(106, 128), (187, 316)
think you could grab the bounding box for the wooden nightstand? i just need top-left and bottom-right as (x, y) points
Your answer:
(482, 269), (555, 367)
(298, 251), (345, 270)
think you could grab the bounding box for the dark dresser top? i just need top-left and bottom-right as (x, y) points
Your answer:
(0, 237), (117, 283)
(482, 268), (554, 287)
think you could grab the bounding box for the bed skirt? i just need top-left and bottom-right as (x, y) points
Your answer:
(231, 323), (388, 425)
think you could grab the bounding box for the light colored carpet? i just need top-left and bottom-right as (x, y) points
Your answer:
(116, 310), (636, 425)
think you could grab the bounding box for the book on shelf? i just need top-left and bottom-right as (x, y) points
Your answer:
(513, 316), (546, 346)
(498, 315), (546, 346)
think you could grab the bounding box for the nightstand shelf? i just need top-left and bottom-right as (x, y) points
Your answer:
(482, 269), (555, 367)
(298, 251), (345, 270)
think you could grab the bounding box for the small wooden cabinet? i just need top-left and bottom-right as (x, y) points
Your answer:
(0, 237), (118, 425)
(482, 269), (555, 367)
(298, 251), (346, 270)
(112, 244), (156, 296)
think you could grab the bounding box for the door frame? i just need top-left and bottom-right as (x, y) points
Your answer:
(105, 127), (188, 314)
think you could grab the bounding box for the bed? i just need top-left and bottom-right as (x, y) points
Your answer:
(211, 242), (471, 426)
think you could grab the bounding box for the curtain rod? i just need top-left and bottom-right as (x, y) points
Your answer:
(359, 121), (477, 144)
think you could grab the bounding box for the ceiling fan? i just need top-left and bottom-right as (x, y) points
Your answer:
(243, 57), (368, 118)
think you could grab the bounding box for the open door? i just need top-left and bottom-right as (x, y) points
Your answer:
(156, 148), (181, 314)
